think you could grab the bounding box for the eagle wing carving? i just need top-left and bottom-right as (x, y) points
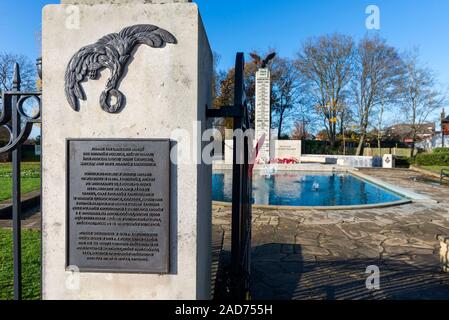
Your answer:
(65, 24), (176, 113)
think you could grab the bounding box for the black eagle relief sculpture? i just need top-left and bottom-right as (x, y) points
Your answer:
(65, 24), (177, 113)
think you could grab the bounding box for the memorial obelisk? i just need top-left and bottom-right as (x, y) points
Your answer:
(42, 0), (213, 300)
(255, 68), (271, 163)
(253, 52), (275, 163)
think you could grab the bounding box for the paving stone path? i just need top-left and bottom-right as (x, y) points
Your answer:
(213, 168), (449, 300)
(0, 206), (41, 230)
(2, 168), (449, 299)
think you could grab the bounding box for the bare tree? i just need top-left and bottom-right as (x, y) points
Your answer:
(291, 120), (311, 140)
(271, 57), (303, 138)
(211, 59), (257, 147)
(399, 49), (447, 151)
(210, 52), (229, 139)
(376, 100), (386, 153)
(295, 34), (354, 147)
(337, 102), (356, 155)
(211, 52), (223, 108)
(213, 60), (258, 122)
(352, 36), (405, 156)
(0, 53), (36, 92)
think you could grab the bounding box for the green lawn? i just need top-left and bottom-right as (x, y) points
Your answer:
(422, 166), (449, 174)
(0, 163), (40, 202)
(0, 229), (41, 300)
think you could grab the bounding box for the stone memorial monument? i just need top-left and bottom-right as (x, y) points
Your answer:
(249, 52), (274, 163)
(223, 52), (302, 165)
(255, 68), (271, 163)
(42, 0), (213, 300)
(273, 140), (302, 161)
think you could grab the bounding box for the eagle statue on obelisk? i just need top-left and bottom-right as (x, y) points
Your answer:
(249, 52), (276, 69)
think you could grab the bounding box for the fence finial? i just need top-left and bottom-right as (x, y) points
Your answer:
(13, 63), (21, 91)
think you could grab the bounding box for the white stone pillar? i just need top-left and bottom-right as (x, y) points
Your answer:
(42, 0), (212, 300)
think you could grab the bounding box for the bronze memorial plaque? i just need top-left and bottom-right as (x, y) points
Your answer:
(67, 139), (170, 273)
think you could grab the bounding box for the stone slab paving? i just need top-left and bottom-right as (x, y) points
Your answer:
(212, 168), (449, 300)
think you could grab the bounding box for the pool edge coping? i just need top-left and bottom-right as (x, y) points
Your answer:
(212, 199), (413, 211)
(349, 169), (438, 204)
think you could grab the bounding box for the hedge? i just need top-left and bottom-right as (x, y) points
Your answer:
(415, 153), (449, 166)
(433, 148), (449, 154)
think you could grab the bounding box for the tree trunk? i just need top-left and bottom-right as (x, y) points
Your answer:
(340, 113), (345, 136)
(377, 134), (381, 155)
(278, 111), (284, 139)
(356, 133), (366, 156)
(329, 121), (336, 148)
(411, 132), (417, 158)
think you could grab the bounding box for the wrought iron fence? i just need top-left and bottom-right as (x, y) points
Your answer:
(0, 59), (42, 300)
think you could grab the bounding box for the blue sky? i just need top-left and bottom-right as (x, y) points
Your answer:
(0, 0), (448, 131)
(201, 0), (449, 85)
(1, 0), (448, 86)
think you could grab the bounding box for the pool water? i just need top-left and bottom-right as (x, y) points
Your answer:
(212, 171), (403, 207)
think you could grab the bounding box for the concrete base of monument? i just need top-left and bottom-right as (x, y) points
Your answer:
(224, 140), (303, 165)
(299, 155), (383, 168)
(222, 142), (381, 169)
(271, 140), (302, 161)
(213, 161), (350, 172)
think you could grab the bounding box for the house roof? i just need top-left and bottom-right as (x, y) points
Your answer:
(385, 123), (436, 139)
(387, 123), (435, 132)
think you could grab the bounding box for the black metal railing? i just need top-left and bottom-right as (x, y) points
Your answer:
(0, 60), (42, 300)
(207, 53), (253, 300)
